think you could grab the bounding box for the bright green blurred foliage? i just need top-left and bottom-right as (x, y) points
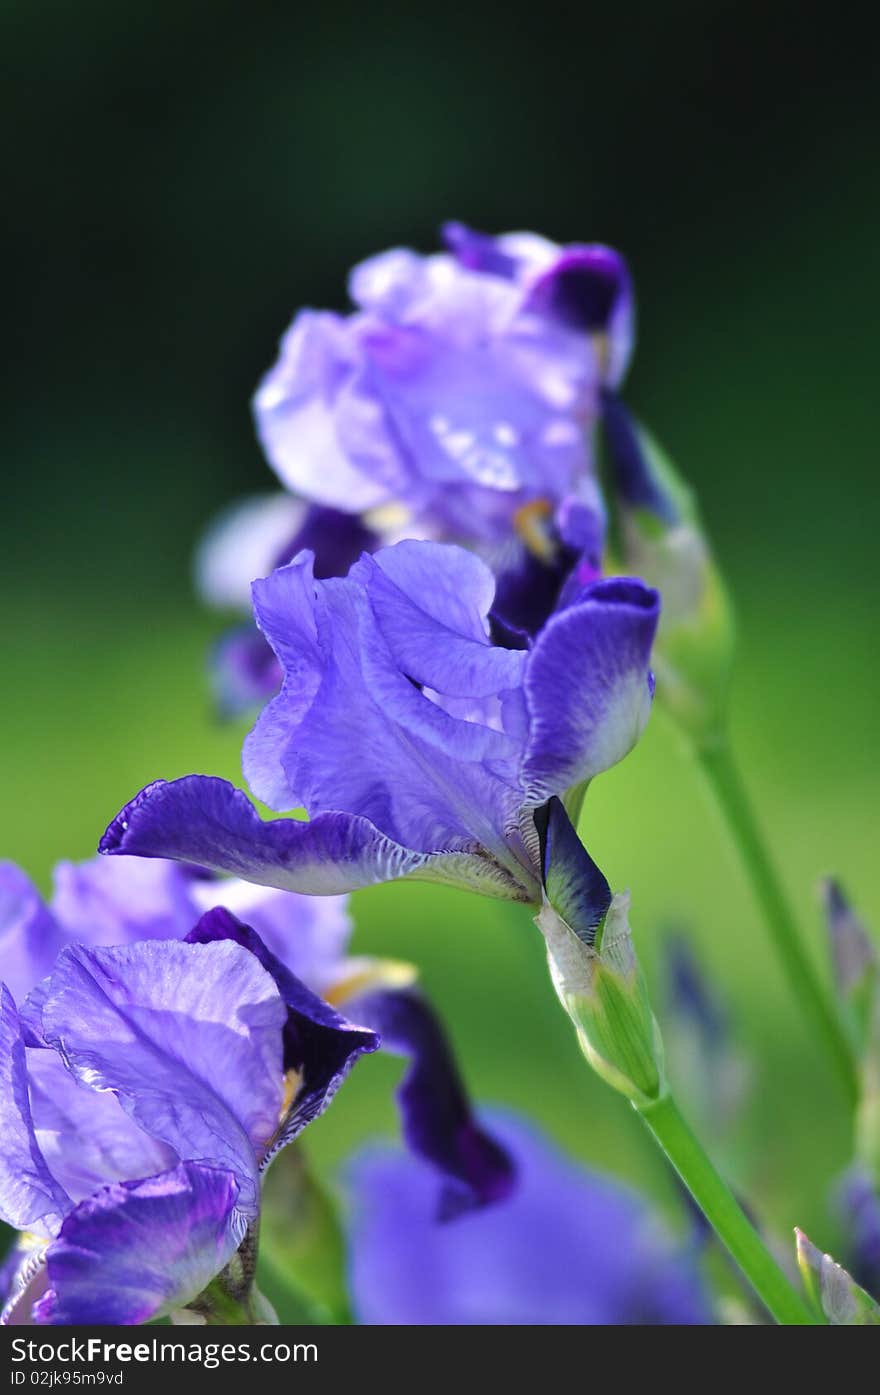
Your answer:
(2, 1), (877, 1274)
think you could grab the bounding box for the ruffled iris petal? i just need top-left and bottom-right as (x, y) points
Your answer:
(35, 1163), (244, 1326)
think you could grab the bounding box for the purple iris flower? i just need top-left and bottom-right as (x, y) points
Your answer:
(248, 226), (637, 638)
(103, 540), (660, 906)
(198, 225), (634, 714)
(346, 1114), (711, 1325)
(0, 854), (513, 1323)
(253, 225), (632, 541)
(0, 926), (377, 1325)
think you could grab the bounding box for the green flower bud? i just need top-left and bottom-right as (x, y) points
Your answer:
(538, 890), (665, 1105)
(795, 1228), (880, 1325)
(601, 396), (735, 751)
(535, 796), (664, 1105)
(823, 878), (878, 1055)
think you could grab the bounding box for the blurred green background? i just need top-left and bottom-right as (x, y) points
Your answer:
(2, 1), (878, 1280)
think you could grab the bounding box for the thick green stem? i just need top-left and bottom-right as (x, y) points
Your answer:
(638, 1093), (819, 1324)
(697, 741), (857, 1106)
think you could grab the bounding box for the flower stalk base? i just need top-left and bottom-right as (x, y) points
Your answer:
(637, 1093), (818, 1325)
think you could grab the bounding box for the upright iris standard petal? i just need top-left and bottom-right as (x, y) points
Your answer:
(254, 309), (406, 514)
(185, 907), (379, 1160)
(252, 230), (613, 544)
(519, 578), (660, 804)
(243, 549), (525, 864)
(30, 940), (287, 1216)
(346, 1115), (710, 1325)
(340, 986), (515, 1217)
(34, 1163), (245, 1326)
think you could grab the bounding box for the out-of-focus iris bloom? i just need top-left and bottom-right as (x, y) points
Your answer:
(198, 227), (633, 714)
(0, 920), (377, 1325)
(664, 935), (750, 1144)
(824, 881), (880, 1304)
(598, 405), (734, 747)
(838, 1168), (880, 1303)
(243, 222), (731, 738)
(345, 1113), (711, 1325)
(195, 494), (381, 716)
(102, 541), (659, 907)
(822, 878), (877, 1042)
(253, 225), (630, 549)
(0, 854), (348, 1007)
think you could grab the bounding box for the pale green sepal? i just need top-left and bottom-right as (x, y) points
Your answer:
(795, 1228), (880, 1325)
(536, 890), (665, 1105)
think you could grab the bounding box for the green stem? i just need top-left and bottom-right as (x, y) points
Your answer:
(638, 1093), (819, 1324)
(697, 741), (857, 1106)
(257, 1246), (333, 1324)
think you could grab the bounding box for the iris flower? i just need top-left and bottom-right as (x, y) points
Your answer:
(0, 854), (513, 1323)
(253, 224), (630, 547)
(103, 540), (659, 907)
(196, 225), (635, 714)
(0, 926), (376, 1324)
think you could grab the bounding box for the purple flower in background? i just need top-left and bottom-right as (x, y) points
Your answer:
(103, 540), (659, 905)
(838, 1169), (880, 1303)
(0, 930), (376, 1325)
(195, 225), (635, 714)
(0, 853), (352, 1006)
(248, 225), (638, 640)
(664, 935), (750, 1142)
(346, 1114), (711, 1325)
(195, 493), (380, 716)
(254, 226), (631, 543)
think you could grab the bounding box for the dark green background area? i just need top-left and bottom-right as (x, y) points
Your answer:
(2, 1), (877, 1286)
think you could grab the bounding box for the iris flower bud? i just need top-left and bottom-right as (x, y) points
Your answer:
(822, 879), (878, 1055)
(795, 1228), (880, 1325)
(534, 797), (665, 1105)
(601, 398), (734, 750)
